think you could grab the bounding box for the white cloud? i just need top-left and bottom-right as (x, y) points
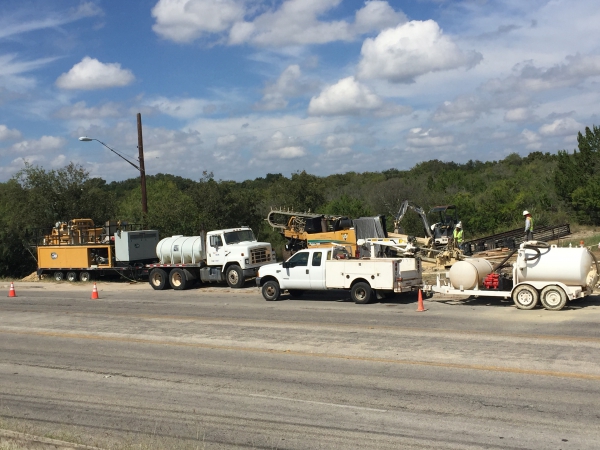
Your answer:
(53, 101), (123, 120)
(308, 76), (383, 116)
(55, 57), (135, 90)
(354, 1), (406, 34)
(432, 95), (483, 122)
(255, 131), (307, 159)
(406, 128), (454, 148)
(357, 20), (482, 83)
(484, 54), (600, 95)
(538, 117), (583, 137)
(0, 2), (103, 40)
(320, 134), (354, 157)
(10, 135), (66, 153)
(0, 124), (21, 141)
(217, 134), (238, 147)
(520, 129), (542, 150)
(147, 96), (211, 119)
(152, 0), (245, 43)
(504, 107), (533, 122)
(152, 0), (406, 47)
(232, 0), (406, 47)
(256, 65), (318, 111)
(0, 53), (58, 91)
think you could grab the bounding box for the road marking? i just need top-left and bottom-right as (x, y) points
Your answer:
(3, 328), (600, 381)
(249, 394), (387, 412)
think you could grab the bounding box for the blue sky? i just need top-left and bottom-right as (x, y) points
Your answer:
(1, 0), (600, 182)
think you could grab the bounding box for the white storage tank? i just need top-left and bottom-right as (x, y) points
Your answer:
(156, 236), (205, 264)
(449, 258), (494, 290)
(518, 246), (595, 286)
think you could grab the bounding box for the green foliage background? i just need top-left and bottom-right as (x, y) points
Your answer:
(2, 125), (599, 278)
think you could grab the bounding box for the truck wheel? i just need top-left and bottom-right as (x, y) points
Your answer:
(262, 280), (281, 301)
(53, 271), (64, 282)
(169, 268), (188, 290)
(512, 284), (538, 310)
(351, 282), (372, 304)
(226, 265), (244, 288)
(149, 268), (170, 290)
(79, 271), (91, 282)
(288, 289), (305, 298)
(66, 271), (78, 282)
(540, 286), (567, 311)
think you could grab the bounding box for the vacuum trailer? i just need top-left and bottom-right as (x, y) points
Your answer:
(425, 241), (599, 311)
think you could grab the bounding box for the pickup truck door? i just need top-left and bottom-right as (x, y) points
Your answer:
(282, 252), (312, 289)
(309, 251), (327, 289)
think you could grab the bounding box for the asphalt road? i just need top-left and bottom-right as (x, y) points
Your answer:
(1, 281), (600, 449)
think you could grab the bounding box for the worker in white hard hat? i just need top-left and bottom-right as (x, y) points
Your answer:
(523, 210), (534, 241)
(453, 221), (464, 249)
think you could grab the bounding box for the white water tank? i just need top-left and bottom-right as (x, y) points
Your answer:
(156, 235), (205, 264)
(449, 258), (494, 290)
(518, 246), (594, 286)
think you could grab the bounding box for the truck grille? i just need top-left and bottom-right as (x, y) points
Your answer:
(251, 247), (271, 264)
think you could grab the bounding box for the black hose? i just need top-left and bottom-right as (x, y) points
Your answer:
(492, 248), (518, 272)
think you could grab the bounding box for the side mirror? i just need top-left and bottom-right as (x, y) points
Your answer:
(282, 261), (290, 269)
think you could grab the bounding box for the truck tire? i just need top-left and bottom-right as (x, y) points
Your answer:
(288, 289), (305, 298)
(540, 286), (567, 311)
(351, 282), (372, 304)
(226, 265), (244, 288)
(66, 271), (78, 282)
(169, 268), (188, 290)
(53, 271), (64, 282)
(79, 271), (91, 282)
(149, 268), (170, 290)
(512, 284), (538, 310)
(262, 280), (281, 301)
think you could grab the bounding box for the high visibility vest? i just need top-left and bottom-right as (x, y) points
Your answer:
(526, 216), (534, 232)
(453, 228), (463, 243)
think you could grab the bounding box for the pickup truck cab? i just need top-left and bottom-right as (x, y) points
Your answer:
(256, 247), (422, 303)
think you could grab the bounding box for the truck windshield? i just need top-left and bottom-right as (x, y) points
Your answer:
(223, 230), (256, 244)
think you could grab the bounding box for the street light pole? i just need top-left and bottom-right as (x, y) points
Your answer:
(79, 117), (148, 217)
(137, 113), (148, 216)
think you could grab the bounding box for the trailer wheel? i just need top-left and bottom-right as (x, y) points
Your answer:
(79, 271), (91, 282)
(512, 284), (539, 310)
(540, 286), (567, 311)
(288, 289), (305, 298)
(149, 268), (170, 290)
(351, 282), (373, 304)
(66, 271), (78, 282)
(169, 268), (188, 290)
(262, 280), (281, 301)
(226, 265), (244, 288)
(53, 271), (64, 282)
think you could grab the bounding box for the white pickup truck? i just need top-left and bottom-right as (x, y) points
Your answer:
(256, 247), (422, 303)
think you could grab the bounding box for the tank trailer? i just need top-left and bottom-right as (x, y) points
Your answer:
(425, 241), (599, 311)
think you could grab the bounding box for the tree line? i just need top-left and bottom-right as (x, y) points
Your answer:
(1, 125), (599, 278)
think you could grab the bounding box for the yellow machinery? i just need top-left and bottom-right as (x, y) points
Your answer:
(36, 219), (159, 282)
(266, 209), (357, 255)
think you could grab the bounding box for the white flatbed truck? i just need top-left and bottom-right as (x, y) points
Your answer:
(256, 247), (422, 303)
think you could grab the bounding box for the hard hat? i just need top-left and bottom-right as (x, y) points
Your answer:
(456, 221), (462, 228)
(523, 210), (530, 216)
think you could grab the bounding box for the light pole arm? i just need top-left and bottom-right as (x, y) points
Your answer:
(79, 137), (143, 172)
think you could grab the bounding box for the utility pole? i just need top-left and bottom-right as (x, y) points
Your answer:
(137, 113), (148, 217)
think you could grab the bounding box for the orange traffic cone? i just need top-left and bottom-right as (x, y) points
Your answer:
(8, 282), (16, 297)
(416, 289), (426, 312)
(91, 282), (99, 300)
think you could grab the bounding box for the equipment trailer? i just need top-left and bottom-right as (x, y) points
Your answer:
(425, 241), (599, 311)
